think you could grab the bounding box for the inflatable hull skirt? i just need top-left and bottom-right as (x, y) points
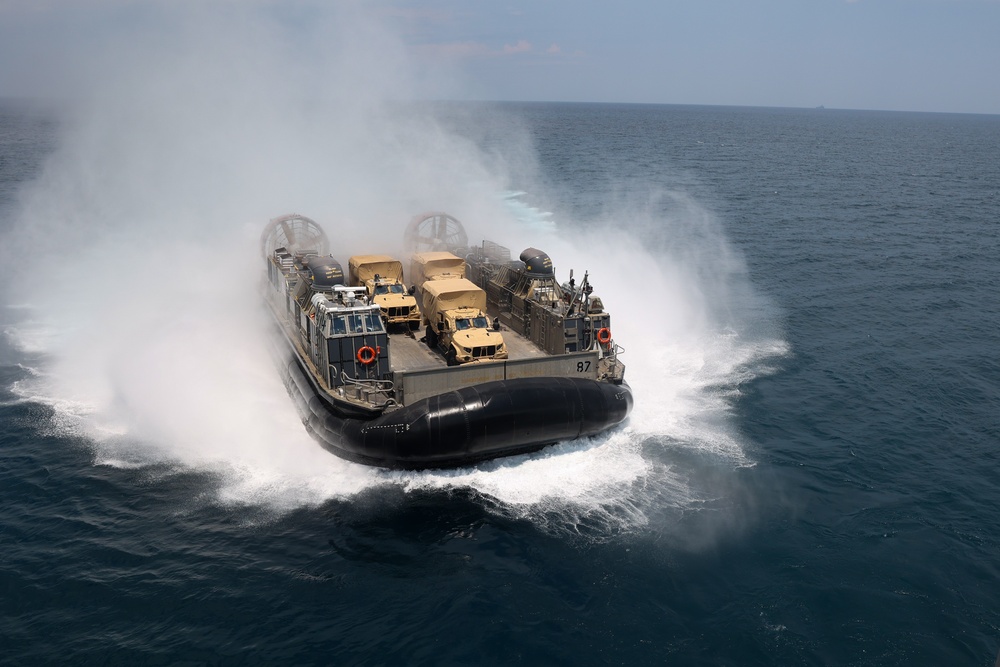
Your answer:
(281, 357), (633, 469)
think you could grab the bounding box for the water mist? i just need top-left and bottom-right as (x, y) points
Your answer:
(0, 3), (787, 538)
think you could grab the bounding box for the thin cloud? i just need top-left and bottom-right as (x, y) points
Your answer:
(416, 38), (571, 59)
(377, 7), (452, 22)
(502, 39), (532, 54)
(415, 40), (493, 57)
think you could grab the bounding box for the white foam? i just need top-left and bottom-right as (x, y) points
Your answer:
(15, 363), (44, 377)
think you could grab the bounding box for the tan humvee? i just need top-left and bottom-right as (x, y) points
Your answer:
(421, 278), (507, 365)
(348, 254), (421, 329)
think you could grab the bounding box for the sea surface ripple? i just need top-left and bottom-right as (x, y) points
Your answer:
(2, 101), (999, 665)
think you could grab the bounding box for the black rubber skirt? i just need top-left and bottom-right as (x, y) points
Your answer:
(280, 354), (633, 469)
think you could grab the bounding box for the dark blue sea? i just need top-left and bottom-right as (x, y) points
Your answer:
(2, 99), (999, 666)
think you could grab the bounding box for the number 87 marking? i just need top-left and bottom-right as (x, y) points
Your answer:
(576, 361), (591, 372)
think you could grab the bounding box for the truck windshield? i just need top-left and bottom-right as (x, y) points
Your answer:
(471, 316), (489, 329)
(374, 284), (405, 296)
(455, 318), (471, 331)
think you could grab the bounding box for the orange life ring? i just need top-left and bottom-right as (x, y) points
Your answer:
(596, 327), (612, 345)
(357, 346), (377, 365)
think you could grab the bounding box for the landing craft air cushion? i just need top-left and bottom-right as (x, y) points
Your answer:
(261, 212), (632, 469)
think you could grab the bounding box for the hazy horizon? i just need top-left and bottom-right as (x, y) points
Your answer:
(1, 1), (998, 116)
(4, 96), (997, 118)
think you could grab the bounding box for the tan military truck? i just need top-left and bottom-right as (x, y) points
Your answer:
(409, 251), (467, 296)
(348, 254), (421, 329)
(422, 278), (507, 365)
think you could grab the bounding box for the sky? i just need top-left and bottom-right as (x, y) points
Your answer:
(0, 0), (998, 114)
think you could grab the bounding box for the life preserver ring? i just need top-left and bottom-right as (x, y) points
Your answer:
(596, 327), (612, 345)
(356, 346), (377, 365)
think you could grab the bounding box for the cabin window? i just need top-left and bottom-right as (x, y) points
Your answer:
(345, 314), (364, 334)
(471, 316), (489, 329)
(328, 312), (383, 335)
(330, 315), (348, 335)
(455, 318), (471, 331)
(363, 311), (384, 332)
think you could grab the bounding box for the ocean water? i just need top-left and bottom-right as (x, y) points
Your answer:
(2, 100), (999, 666)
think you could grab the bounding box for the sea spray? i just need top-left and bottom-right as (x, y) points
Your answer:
(0, 3), (518, 499)
(376, 192), (786, 537)
(0, 3), (787, 537)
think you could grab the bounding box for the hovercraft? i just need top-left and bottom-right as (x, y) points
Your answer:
(261, 212), (632, 469)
